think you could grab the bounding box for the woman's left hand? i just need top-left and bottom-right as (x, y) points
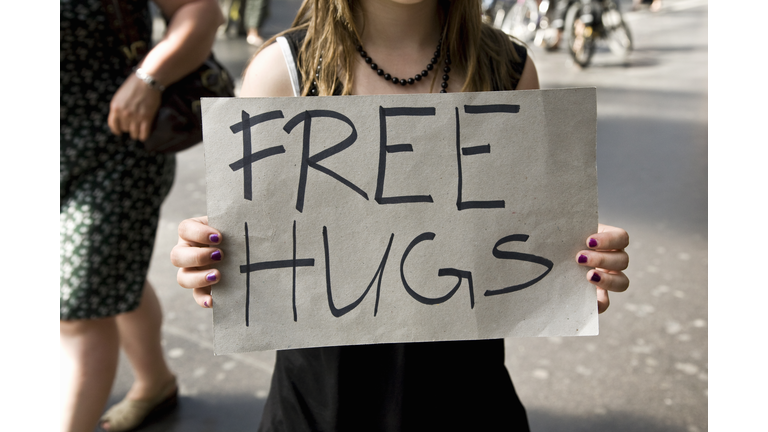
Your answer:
(107, 74), (162, 142)
(576, 223), (630, 314)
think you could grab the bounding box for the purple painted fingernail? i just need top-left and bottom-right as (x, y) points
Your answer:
(206, 272), (217, 282)
(578, 254), (588, 264)
(588, 238), (598, 248)
(209, 234), (220, 243)
(211, 250), (222, 261)
(204, 301), (209, 308)
(591, 272), (601, 282)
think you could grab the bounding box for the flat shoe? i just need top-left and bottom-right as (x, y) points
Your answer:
(99, 378), (178, 432)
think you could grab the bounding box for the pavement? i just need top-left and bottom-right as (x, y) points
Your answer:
(100, 1), (709, 431)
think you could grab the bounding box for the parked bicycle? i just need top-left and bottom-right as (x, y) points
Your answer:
(563, 0), (633, 67)
(484, 0), (633, 68)
(483, 0), (541, 43)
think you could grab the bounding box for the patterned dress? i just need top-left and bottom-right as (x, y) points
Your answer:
(60, 0), (176, 320)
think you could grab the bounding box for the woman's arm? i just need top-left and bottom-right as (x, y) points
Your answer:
(107, 0), (224, 141)
(515, 55), (540, 90)
(139, 0), (224, 88)
(239, 42), (296, 97)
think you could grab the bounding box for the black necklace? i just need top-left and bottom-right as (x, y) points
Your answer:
(309, 39), (451, 95)
(359, 38), (451, 93)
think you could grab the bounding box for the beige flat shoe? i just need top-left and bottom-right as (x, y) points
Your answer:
(99, 378), (178, 432)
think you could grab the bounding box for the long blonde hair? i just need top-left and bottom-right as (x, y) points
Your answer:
(257, 0), (523, 96)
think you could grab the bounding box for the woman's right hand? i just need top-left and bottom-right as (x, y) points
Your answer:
(170, 216), (223, 308)
(107, 73), (163, 142)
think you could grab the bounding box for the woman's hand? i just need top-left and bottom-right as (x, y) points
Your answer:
(107, 74), (162, 142)
(576, 223), (630, 314)
(170, 216), (223, 308)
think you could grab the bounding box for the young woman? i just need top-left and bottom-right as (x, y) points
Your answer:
(172, 0), (630, 430)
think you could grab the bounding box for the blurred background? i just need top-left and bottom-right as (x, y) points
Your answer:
(104, 0), (708, 430)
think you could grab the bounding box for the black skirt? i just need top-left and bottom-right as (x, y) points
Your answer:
(259, 339), (530, 432)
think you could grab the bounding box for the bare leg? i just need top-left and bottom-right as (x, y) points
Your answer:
(61, 283), (174, 431)
(60, 317), (120, 432)
(115, 282), (176, 401)
(245, 0), (268, 46)
(246, 28), (264, 46)
(98, 282), (176, 431)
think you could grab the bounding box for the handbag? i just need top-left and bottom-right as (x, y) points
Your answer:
(144, 56), (235, 153)
(102, 0), (235, 153)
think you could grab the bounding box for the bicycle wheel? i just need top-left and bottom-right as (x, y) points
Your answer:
(564, 1), (596, 67)
(501, 0), (540, 42)
(602, 1), (633, 58)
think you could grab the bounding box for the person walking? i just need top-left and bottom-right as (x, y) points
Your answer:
(245, 0), (271, 46)
(59, 1), (223, 431)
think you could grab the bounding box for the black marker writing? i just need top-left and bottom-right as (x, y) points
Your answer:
(463, 104), (520, 115)
(241, 220), (315, 324)
(484, 234), (553, 296)
(229, 110), (286, 201)
(284, 110), (368, 213)
(376, 107), (436, 205)
(322, 227), (395, 317)
(455, 104), (520, 210)
(400, 232), (475, 308)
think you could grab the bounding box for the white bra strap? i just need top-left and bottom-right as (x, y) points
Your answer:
(276, 36), (301, 97)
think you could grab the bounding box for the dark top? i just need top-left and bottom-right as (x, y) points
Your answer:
(281, 28), (528, 95)
(258, 29), (531, 432)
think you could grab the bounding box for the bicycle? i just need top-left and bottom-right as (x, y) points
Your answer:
(483, 0), (541, 43)
(564, 0), (632, 67)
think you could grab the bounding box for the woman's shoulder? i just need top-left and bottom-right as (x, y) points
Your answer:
(240, 27), (310, 98)
(240, 41), (297, 98)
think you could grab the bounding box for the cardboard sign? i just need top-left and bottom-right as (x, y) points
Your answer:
(202, 88), (598, 354)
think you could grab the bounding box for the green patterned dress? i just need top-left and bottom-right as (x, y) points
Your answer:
(60, 0), (175, 320)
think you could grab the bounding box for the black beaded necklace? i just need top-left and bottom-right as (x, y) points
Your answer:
(309, 38), (452, 95)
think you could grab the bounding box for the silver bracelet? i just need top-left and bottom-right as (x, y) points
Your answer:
(134, 67), (166, 92)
